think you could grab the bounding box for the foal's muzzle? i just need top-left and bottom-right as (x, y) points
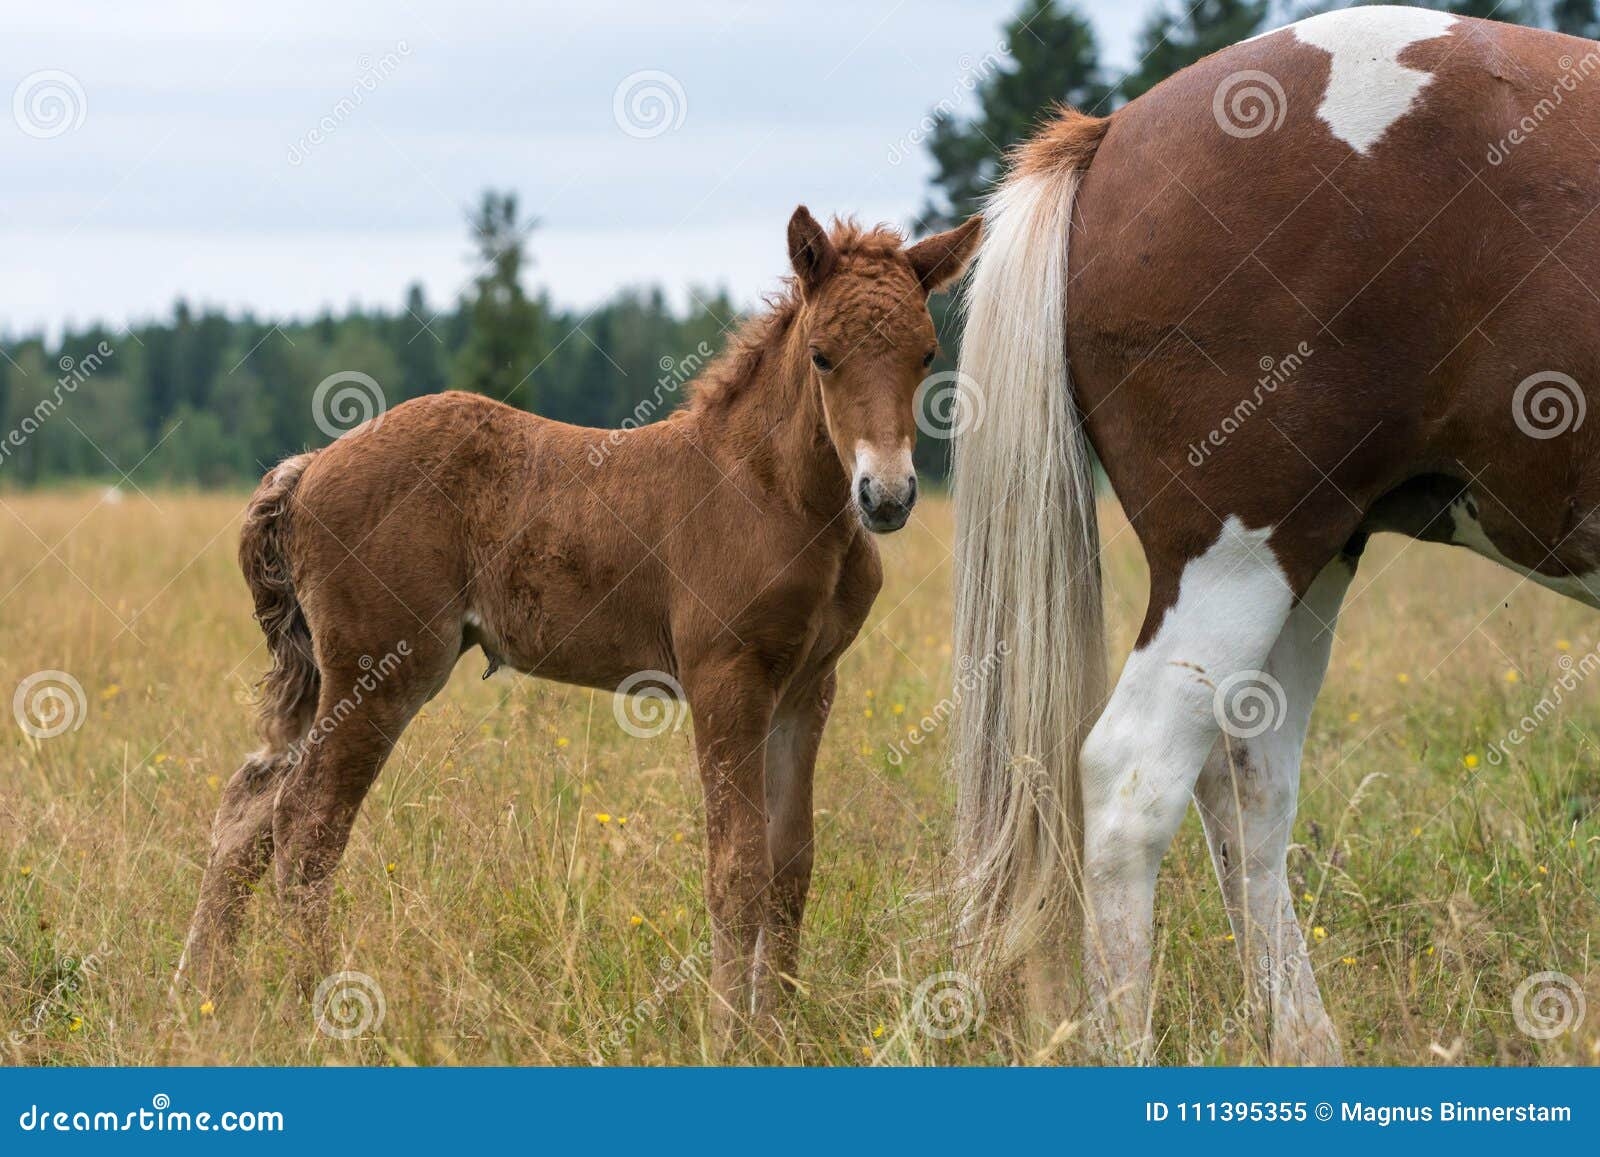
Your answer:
(855, 472), (917, 533)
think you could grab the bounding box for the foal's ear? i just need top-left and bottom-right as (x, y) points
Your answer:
(905, 214), (984, 294)
(788, 205), (838, 296)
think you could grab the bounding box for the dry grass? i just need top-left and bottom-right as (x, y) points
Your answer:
(0, 488), (1596, 1066)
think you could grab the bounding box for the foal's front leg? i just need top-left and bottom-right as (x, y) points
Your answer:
(756, 672), (833, 997)
(686, 660), (777, 1044)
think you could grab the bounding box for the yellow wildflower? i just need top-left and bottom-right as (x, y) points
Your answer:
(872, 1023), (884, 1039)
(1557, 639), (1572, 652)
(595, 813), (612, 824)
(1346, 711), (1360, 723)
(892, 704), (904, 715)
(385, 862), (397, 875)
(19, 866), (32, 877)
(629, 915), (643, 927)
(199, 1001), (215, 1017)
(1503, 669), (1520, 684)
(1395, 673), (1410, 685)
(1312, 926), (1328, 942)
(556, 737), (570, 748)
(1463, 753), (1480, 769)
(68, 1016), (82, 1032)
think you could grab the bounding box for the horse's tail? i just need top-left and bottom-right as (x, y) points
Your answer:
(240, 451), (321, 753)
(951, 108), (1111, 978)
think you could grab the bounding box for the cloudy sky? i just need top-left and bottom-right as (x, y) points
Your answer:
(3, 1), (1161, 335)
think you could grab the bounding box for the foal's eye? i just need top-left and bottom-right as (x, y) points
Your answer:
(922, 348), (937, 368)
(810, 349), (833, 373)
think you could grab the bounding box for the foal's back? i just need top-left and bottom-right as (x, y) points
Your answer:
(287, 391), (675, 690)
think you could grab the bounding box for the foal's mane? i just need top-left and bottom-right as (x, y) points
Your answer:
(679, 220), (907, 416)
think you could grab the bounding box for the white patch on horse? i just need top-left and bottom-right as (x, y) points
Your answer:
(851, 437), (915, 513)
(1447, 500), (1600, 608)
(1259, 6), (1457, 155)
(1079, 516), (1294, 1047)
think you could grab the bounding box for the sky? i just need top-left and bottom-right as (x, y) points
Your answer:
(2, 1), (1161, 336)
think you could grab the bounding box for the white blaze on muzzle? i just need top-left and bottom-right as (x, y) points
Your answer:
(852, 439), (916, 523)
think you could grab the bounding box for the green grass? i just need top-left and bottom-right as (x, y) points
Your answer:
(0, 489), (1595, 1065)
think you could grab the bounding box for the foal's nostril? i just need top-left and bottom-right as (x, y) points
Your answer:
(906, 475), (918, 506)
(857, 476), (873, 509)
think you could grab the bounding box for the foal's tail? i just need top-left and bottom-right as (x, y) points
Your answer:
(240, 451), (321, 753)
(951, 109), (1110, 976)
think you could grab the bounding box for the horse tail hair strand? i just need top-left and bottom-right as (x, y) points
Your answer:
(951, 107), (1111, 980)
(239, 451), (321, 753)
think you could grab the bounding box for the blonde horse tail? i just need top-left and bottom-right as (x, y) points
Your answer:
(240, 451), (321, 754)
(951, 109), (1111, 985)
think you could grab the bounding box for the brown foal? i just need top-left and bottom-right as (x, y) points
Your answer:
(176, 206), (981, 1042)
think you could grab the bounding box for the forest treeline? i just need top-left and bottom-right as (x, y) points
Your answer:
(4, 0), (1591, 486)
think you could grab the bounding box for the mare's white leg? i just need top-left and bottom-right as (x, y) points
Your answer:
(1194, 553), (1355, 1065)
(1080, 516), (1295, 1060)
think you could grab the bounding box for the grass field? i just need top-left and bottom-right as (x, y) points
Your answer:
(1, 488), (1596, 1066)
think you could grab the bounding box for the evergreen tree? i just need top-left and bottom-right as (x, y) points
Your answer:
(919, 0), (1110, 227)
(454, 191), (544, 410)
(1550, 0), (1596, 33)
(1120, 0), (1271, 103)
(396, 283), (448, 400)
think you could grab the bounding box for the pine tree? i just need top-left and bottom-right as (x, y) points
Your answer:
(1550, 0), (1597, 35)
(919, 0), (1110, 228)
(1120, 0), (1271, 103)
(454, 191), (544, 410)
(396, 283), (448, 399)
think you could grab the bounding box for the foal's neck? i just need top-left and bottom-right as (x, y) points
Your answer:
(688, 315), (849, 521)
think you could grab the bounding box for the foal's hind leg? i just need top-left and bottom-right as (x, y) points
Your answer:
(1194, 551), (1356, 1065)
(273, 637), (454, 970)
(754, 672), (833, 999)
(178, 692), (317, 993)
(177, 750), (295, 993)
(1080, 518), (1295, 1060)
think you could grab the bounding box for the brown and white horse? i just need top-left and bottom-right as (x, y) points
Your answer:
(178, 207), (981, 1044)
(953, 6), (1600, 1062)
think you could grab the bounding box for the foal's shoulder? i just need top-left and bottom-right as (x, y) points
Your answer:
(836, 525), (883, 612)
